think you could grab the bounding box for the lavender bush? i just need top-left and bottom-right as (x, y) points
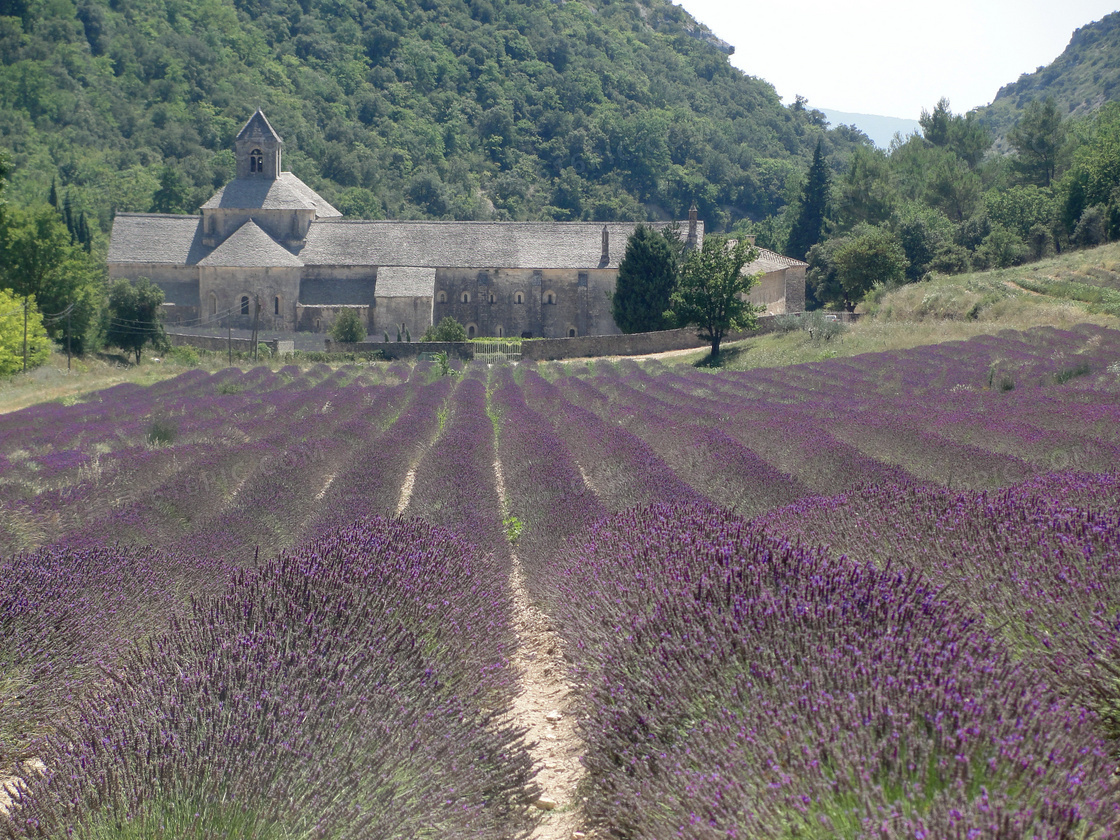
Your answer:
(554, 504), (1120, 838)
(3, 518), (535, 839)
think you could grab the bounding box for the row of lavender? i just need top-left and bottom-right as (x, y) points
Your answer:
(2, 369), (546, 837)
(2, 519), (536, 838)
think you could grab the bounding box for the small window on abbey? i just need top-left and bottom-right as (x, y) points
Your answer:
(436, 291), (447, 303)
(545, 291), (556, 305)
(274, 296), (281, 316)
(250, 149), (264, 173)
(467, 324), (476, 338)
(461, 291), (471, 304)
(568, 328), (577, 337)
(240, 296), (251, 315)
(514, 292), (524, 304)
(489, 294), (496, 304)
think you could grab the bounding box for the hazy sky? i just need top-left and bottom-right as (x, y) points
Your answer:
(674, 0), (1119, 119)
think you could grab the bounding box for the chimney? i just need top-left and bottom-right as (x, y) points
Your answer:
(600, 225), (609, 267)
(686, 204), (698, 249)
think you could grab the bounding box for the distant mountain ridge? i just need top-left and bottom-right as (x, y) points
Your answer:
(819, 110), (922, 150)
(977, 11), (1120, 145)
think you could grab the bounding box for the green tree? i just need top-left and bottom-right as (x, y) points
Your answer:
(612, 224), (677, 333)
(329, 308), (366, 344)
(0, 205), (104, 354)
(421, 315), (467, 342)
(785, 139), (831, 260)
(0, 289), (51, 375)
(1007, 97), (1067, 187)
(150, 165), (192, 214)
(105, 278), (166, 364)
(835, 146), (896, 231)
(805, 236), (846, 311)
(919, 98), (990, 167)
(832, 226), (908, 311)
(668, 236), (760, 357)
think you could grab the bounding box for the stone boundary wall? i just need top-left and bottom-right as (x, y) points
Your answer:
(175, 312), (859, 363)
(167, 333), (294, 356)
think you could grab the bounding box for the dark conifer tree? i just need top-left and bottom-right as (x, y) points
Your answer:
(612, 224), (677, 333)
(785, 140), (831, 261)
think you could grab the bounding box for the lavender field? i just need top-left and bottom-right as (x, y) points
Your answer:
(2, 323), (1120, 838)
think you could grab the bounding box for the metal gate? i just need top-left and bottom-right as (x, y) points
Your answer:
(472, 340), (522, 364)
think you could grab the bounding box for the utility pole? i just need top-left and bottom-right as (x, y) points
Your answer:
(22, 297), (28, 374)
(228, 321), (232, 367)
(250, 294), (261, 362)
(66, 306), (72, 372)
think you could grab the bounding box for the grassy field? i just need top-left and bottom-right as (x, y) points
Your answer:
(667, 242), (1120, 371)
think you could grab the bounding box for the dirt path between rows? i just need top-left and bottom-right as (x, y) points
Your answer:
(493, 457), (588, 840)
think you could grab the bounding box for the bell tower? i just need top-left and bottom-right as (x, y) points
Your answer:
(235, 109), (283, 180)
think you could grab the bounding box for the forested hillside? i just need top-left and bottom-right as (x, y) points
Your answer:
(0, 0), (869, 239)
(979, 11), (1120, 147)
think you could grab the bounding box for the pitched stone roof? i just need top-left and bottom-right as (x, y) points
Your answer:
(297, 220), (701, 270)
(200, 173), (341, 217)
(107, 214), (208, 265)
(375, 266), (436, 298)
(197, 220), (304, 268)
(746, 248), (808, 275)
(238, 109), (282, 144)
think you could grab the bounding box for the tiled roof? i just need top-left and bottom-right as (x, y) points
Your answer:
(200, 173), (341, 217)
(237, 109), (282, 143)
(747, 247), (808, 274)
(297, 220), (702, 270)
(376, 266), (436, 298)
(107, 215), (208, 265)
(197, 220), (304, 268)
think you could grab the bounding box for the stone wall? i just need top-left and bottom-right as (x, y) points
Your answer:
(432, 267), (617, 339)
(317, 316), (789, 362)
(167, 333), (292, 355)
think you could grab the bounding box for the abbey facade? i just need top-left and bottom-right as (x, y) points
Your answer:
(108, 110), (805, 340)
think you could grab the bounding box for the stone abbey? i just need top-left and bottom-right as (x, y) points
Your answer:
(108, 110), (804, 339)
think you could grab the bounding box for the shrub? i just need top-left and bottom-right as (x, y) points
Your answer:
(422, 316), (467, 342)
(329, 308), (366, 344)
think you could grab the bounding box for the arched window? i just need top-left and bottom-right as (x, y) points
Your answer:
(209, 293), (217, 316)
(489, 294), (496, 304)
(274, 296), (281, 316)
(467, 324), (476, 339)
(496, 326), (503, 338)
(568, 328), (577, 337)
(514, 291), (524, 304)
(461, 291), (471, 304)
(250, 148), (263, 173)
(545, 291), (556, 305)
(240, 296), (251, 316)
(436, 291), (447, 303)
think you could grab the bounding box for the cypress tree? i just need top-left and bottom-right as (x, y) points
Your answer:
(785, 140), (831, 261)
(612, 224), (677, 333)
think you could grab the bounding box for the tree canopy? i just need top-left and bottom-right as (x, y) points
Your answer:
(612, 224), (678, 333)
(0, 289), (51, 375)
(105, 278), (166, 364)
(668, 236), (759, 357)
(329, 308), (366, 344)
(785, 140), (831, 260)
(422, 316), (467, 342)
